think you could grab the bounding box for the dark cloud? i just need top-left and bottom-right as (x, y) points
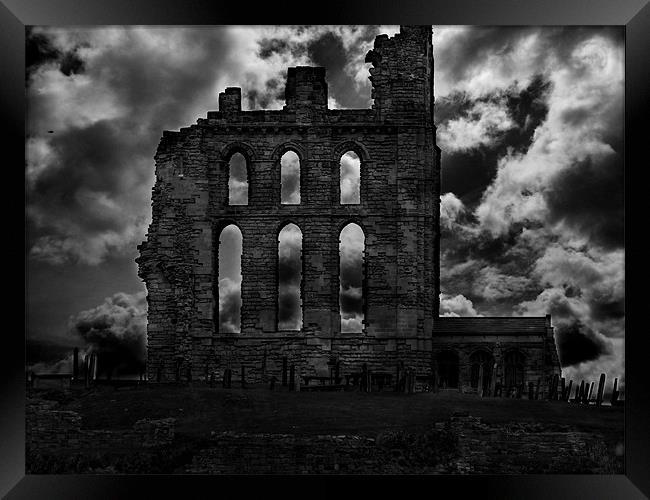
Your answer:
(69, 292), (147, 376)
(340, 259), (363, 291)
(247, 77), (286, 109)
(26, 27), (85, 78)
(218, 278), (241, 333)
(27, 27), (233, 264)
(307, 31), (371, 109)
(436, 26), (622, 95)
(27, 120), (151, 265)
(502, 75), (551, 147)
(258, 37), (303, 60)
(533, 26), (624, 76)
(438, 76), (551, 201)
(279, 253), (301, 285)
(441, 220), (547, 286)
(436, 23), (624, 388)
(86, 29), (229, 120)
(555, 320), (612, 367)
(590, 299), (625, 322)
(58, 50), (85, 76)
(545, 153), (624, 249)
(436, 27), (537, 85)
(31, 120), (143, 231)
(278, 287), (301, 329)
(340, 286), (362, 316)
(26, 29), (59, 76)
(25, 26), (624, 386)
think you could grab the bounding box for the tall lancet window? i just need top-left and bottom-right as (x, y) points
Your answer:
(277, 223), (302, 330)
(280, 151), (300, 204)
(340, 151), (360, 204)
(339, 222), (365, 332)
(216, 224), (242, 333)
(228, 152), (248, 205)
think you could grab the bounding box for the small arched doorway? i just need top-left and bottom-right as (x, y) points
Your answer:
(437, 350), (459, 389)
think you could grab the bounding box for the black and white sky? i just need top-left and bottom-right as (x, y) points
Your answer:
(25, 25), (624, 385)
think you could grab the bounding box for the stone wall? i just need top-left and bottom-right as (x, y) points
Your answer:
(26, 398), (617, 474)
(443, 414), (619, 473)
(137, 25), (440, 383)
(432, 336), (552, 397)
(186, 432), (379, 474)
(136, 24), (560, 389)
(26, 399), (175, 454)
(185, 415), (617, 474)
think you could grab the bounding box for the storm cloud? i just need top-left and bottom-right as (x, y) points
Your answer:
(68, 291), (147, 376)
(435, 25), (624, 382)
(26, 26), (393, 266)
(26, 26), (624, 386)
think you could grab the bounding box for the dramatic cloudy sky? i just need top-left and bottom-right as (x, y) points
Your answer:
(25, 25), (624, 386)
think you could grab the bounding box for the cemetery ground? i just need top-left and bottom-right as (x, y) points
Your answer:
(26, 385), (625, 474)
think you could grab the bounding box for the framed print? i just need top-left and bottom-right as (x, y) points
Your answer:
(7, 0), (648, 498)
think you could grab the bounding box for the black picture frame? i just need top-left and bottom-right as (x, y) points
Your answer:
(8, 0), (648, 498)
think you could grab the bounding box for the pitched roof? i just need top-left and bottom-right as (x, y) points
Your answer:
(433, 316), (549, 335)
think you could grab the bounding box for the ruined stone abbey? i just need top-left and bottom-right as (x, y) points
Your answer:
(137, 25), (561, 396)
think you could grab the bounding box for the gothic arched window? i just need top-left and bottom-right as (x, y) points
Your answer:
(339, 151), (360, 204)
(339, 223), (365, 332)
(278, 223), (302, 330)
(470, 350), (494, 393)
(216, 224), (242, 333)
(280, 150), (300, 204)
(228, 152), (248, 205)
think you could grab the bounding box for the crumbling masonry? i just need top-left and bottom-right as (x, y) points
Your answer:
(137, 25), (561, 394)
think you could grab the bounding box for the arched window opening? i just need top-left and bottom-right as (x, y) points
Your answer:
(339, 223), (365, 333)
(216, 224), (242, 333)
(470, 350), (494, 393)
(437, 350), (459, 389)
(280, 150), (300, 204)
(340, 151), (360, 204)
(504, 350), (525, 389)
(278, 223), (302, 330)
(228, 152), (248, 205)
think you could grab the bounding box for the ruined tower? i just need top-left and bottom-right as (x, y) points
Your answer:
(137, 25), (560, 394)
(137, 26), (440, 382)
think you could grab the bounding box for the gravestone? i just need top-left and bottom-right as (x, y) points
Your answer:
(596, 373), (606, 406)
(565, 380), (573, 402)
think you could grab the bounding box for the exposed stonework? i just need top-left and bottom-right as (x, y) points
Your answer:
(137, 25), (560, 393)
(184, 416), (616, 474)
(26, 399), (175, 454)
